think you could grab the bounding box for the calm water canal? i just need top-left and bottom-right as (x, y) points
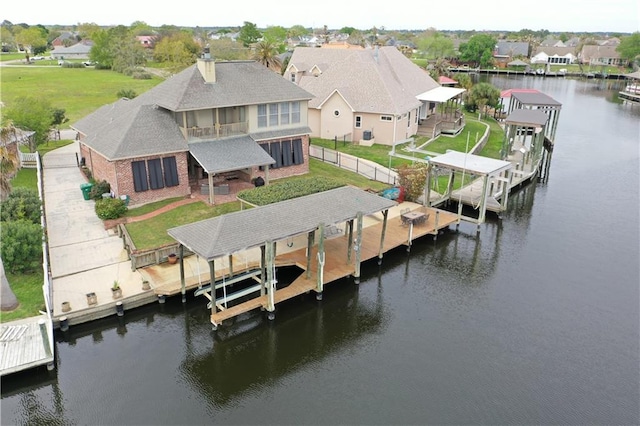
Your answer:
(2, 76), (639, 425)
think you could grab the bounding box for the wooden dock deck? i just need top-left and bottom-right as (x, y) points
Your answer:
(210, 207), (459, 325)
(1, 316), (55, 376)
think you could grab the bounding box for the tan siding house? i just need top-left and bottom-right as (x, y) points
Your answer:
(285, 46), (443, 146)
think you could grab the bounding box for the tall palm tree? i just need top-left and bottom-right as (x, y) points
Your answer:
(252, 41), (282, 71)
(0, 120), (20, 201)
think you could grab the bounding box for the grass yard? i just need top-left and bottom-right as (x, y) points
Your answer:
(0, 272), (46, 323)
(1, 66), (163, 125)
(311, 138), (414, 169)
(125, 201), (242, 250)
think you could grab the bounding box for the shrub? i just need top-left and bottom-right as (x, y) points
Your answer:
(81, 166), (93, 181)
(61, 62), (85, 68)
(132, 72), (152, 80)
(89, 180), (111, 200)
(237, 176), (344, 206)
(95, 198), (127, 220)
(0, 219), (43, 273)
(116, 89), (137, 99)
(397, 163), (429, 202)
(0, 187), (41, 224)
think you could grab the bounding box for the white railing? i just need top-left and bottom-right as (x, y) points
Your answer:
(19, 152), (39, 168)
(36, 154), (54, 356)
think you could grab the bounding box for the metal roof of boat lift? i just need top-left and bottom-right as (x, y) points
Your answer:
(429, 151), (512, 176)
(505, 109), (549, 127)
(416, 87), (466, 103)
(511, 91), (562, 107)
(168, 186), (397, 261)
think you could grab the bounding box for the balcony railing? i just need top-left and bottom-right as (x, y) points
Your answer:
(185, 122), (249, 140)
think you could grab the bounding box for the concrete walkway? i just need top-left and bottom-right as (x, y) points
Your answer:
(43, 140), (146, 323)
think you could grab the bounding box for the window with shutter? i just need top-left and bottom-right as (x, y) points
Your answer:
(292, 139), (304, 165)
(132, 161), (149, 192)
(270, 142), (282, 168)
(281, 140), (292, 166)
(147, 159), (165, 190)
(163, 157), (179, 187)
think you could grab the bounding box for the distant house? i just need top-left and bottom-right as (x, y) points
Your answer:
(495, 41), (529, 58)
(531, 46), (577, 64)
(580, 45), (626, 66)
(51, 32), (77, 48)
(285, 46), (462, 145)
(136, 35), (156, 48)
(494, 41), (530, 67)
(72, 53), (313, 206)
(50, 40), (93, 60)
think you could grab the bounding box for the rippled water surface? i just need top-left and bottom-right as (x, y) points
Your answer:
(2, 76), (639, 425)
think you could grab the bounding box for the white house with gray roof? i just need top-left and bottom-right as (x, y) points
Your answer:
(285, 46), (449, 145)
(73, 52), (313, 206)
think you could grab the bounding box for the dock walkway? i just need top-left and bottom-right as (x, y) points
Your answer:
(0, 316), (54, 376)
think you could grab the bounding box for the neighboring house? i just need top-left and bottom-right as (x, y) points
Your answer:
(494, 41), (530, 67)
(50, 40), (93, 60)
(495, 41), (529, 58)
(540, 38), (565, 47)
(531, 46), (577, 64)
(285, 46), (453, 145)
(580, 45), (626, 66)
(51, 32), (77, 48)
(136, 35), (156, 48)
(72, 52), (314, 206)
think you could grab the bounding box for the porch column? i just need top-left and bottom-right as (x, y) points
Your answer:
(264, 167), (270, 185)
(208, 173), (215, 204)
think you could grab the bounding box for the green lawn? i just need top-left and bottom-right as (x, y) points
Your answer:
(311, 138), (414, 169)
(125, 201), (243, 250)
(0, 272), (46, 323)
(1, 67), (163, 125)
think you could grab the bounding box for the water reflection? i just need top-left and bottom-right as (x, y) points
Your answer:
(180, 278), (387, 408)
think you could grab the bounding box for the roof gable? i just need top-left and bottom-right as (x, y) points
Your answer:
(139, 61), (313, 111)
(292, 46), (438, 115)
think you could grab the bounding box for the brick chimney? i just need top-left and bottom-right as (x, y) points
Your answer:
(197, 46), (216, 83)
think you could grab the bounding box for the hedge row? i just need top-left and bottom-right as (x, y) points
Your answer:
(238, 176), (344, 206)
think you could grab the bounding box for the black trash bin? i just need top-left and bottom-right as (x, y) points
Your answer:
(254, 176), (265, 187)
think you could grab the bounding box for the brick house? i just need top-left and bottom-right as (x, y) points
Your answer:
(72, 51), (314, 206)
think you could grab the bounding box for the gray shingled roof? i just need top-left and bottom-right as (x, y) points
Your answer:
(168, 186), (397, 260)
(249, 126), (312, 142)
(496, 41), (529, 57)
(74, 99), (187, 160)
(138, 61), (313, 111)
(290, 46), (439, 114)
(72, 60), (314, 161)
(188, 136), (275, 174)
(505, 110), (548, 127)
(512, 92), (562, 107)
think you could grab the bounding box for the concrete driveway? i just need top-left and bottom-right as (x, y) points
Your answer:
(43, 140), (143, 317)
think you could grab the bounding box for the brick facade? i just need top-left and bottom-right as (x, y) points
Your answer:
(80, 143), (191, 206)
(252, 135), (310, 182)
